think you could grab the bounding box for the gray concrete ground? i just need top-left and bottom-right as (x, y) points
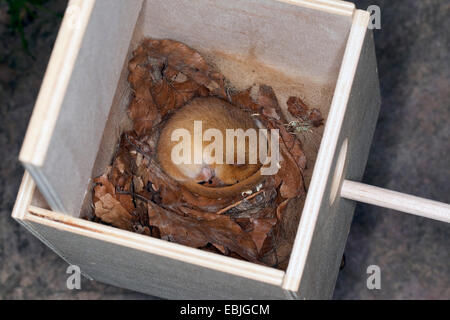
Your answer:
(0, 0), (448, 299)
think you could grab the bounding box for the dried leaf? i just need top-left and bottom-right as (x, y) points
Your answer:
(229, 87), (260, 112)
(249, 218), (277, 253)
(150, 64), (201, 116)
(94, 193), (134, 231)
(265, 118), (305, 199)
(258, 85), (283, 121)
(143, 39), (227, 97)
(287, 96), (324, 127)
(148, 201), (259, 261)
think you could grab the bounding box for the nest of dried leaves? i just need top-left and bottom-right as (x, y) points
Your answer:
(91, 39), (323, 269)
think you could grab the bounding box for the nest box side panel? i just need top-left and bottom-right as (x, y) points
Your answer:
(20, 0), (143, 216)
(284, 11), (381, 298)
(22, 215), (290, 300)
(140, 0), (353, 84)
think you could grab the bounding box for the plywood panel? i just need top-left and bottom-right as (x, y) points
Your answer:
(284, 11), (381, 298)
(20, 0), (144, 216)
(12, 172), (82, 274)
(141, 0), (353, 83)
(15, 172), (289, 297)
(23, 212), (289, 299)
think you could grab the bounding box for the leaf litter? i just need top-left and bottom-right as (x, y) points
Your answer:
(91, 39), (323, 269)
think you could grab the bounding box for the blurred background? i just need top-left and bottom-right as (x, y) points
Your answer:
(0, 0), (448, 299)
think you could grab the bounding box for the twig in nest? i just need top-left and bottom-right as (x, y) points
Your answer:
(116, 189), (153, 204)
(216, 190), (265, 215)
(124, 133), (152, 160)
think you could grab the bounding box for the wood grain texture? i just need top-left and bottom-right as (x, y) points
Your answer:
(341, 180), (450, 223)
(276, 0), (354, 16)
(78, 3), (147, 218)
(24, 214), (289, 299)
(19, 0), (95, 166)
(284, 10), (381, 298)
(12, 172), (83, 276)
(19, 0), (144, 216)
(14, 174), (288, 299)
(140, 0), (352, 84)
(28, 204), (285, 286)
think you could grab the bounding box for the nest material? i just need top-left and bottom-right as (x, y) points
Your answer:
(91, 39), (323, 269)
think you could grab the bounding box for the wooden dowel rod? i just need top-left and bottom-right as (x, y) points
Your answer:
(341, 180), (450, 224)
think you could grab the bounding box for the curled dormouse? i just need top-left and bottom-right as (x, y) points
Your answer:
(157, 97), (266, 197)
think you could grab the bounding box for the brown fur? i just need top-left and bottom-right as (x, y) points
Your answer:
(157, 97), (265, 197)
